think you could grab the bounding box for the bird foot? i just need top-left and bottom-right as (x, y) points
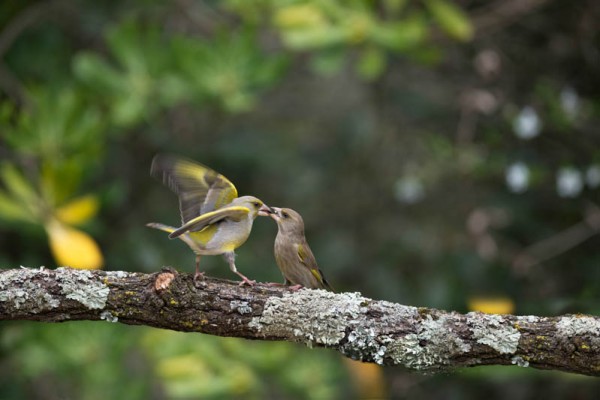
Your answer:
(238, 276), (256, 286)
(288, 284), (304, 291)
(193, 271), (206, 288)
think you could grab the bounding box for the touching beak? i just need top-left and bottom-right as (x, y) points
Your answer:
(258, 204), (275, 217)
(268, 207), (281, 221)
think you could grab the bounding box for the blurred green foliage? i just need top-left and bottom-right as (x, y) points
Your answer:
(1, 0), (600, 398)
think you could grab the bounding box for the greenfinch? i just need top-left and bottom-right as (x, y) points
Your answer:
(147, 154), (271, 286)
(267, 207), (333, 291)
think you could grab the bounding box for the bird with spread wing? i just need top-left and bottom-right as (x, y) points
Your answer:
(147, 154), (271, 286)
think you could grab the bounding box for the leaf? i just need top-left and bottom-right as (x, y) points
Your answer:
(0, 190), (34, 223)
(46, 220), (104, 270)
(4, 87), (105, 162)
(273, 4), (326, 30)
(55, 194), (100, 226)
(468, 296), (515, 314)
(280, 26), (347, 50)
(343, 359), (387, 399)
(172, 30), (284, 112)
(384, 0), (408, 14)
(357, 47), (386, 80)
(73, 52), (124, 93)
(425, 0), (473, 41)
(371, 15), (427, 51)
(0, 163), (39, 217)
(310, 50), (346, 76)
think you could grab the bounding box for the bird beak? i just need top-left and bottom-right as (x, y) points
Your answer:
(258, 204), (274, 217)
(268, 207), (282, 221)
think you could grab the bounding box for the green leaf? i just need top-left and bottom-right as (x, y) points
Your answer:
(371, 15), (427, 51)
(384, 0), (408, 13)
(425, 0), (474, 41)
(73, 52), (124, 93)
(0, 190), (34, 223)
(0, 163), (40, 219)
(357, 47), (386, 80)
(281, 26), (347, 50)
(310, 50), (346, 76)
(172, 30), (284, 112)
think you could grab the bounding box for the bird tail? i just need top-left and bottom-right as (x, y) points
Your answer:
(146, 222), (177, 234)
(320, 273), (335, 292)
(311, 268), (334, 292)
(147, 222), (202, 254)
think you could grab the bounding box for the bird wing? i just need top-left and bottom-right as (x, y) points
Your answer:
(151, 154), (238, 224)
(168, 206), (249, 239)
(296, 242), (334, 291)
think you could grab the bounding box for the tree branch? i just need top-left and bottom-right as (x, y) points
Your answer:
(1, 267), (598, 376)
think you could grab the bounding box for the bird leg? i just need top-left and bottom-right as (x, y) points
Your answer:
(223, 252), (255, 286)
(283, 279), (303, 291)
(194, 254), (205, 284)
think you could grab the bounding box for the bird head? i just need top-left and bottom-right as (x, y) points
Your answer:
(269, 207), (305, 235)
(233, 196), (272, 219)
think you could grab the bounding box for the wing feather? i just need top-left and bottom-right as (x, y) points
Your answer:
(296, 243), (334, 291)
(168, 206), (249, 239)
(151, 154), (238, 224)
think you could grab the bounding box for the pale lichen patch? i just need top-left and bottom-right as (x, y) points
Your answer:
(344, 325), (385, 364)
(0, 267), (60, 312)
(521, 315), (540, 324)
(56, 268), (110, 310)
(384, 333), (445, 370)
(383, 314), (471, 370)
(230, 300), (252, 315)
(100, 310), (118, 322)
(249, 290), (366, 346)
(556, 315), (600, 337)
(511, 355), (529, 367)
(106, 270), (129, 279)
(468, 313), (520, 354)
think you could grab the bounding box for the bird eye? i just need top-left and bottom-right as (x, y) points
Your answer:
(282, 212), (289, 218)
(253, 202), (260, 208)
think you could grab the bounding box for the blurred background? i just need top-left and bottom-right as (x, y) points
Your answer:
(1, 0), (599, 398)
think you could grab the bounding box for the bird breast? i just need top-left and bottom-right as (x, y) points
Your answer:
(190, 215), (254, 255)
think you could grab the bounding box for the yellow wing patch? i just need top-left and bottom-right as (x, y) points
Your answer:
(297, 244), (306, 263)
(188, 224), (219, 246)
(310, 268), (323, 283)
(169, 206), (250, 238)
(151, 154), (239, 223)
(172, 159), (238, 203)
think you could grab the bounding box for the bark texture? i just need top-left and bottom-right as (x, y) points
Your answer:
(1, 267), (599, 376)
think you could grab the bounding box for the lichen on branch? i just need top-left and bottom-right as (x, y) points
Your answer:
(0, 267), (599, 376)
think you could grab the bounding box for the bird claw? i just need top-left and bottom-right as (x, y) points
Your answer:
(238, 277), (256, 287)
(193, 271), (206, 288)
(288, 284), (304, 291)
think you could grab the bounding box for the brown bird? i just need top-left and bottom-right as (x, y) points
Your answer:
(267, 207), (333, 291)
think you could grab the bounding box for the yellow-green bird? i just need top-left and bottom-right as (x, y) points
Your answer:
(147, 154), (272, 286)
(268, 207), (333, 291)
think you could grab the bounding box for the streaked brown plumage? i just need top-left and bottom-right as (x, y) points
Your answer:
(268, 207), (333, 291)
